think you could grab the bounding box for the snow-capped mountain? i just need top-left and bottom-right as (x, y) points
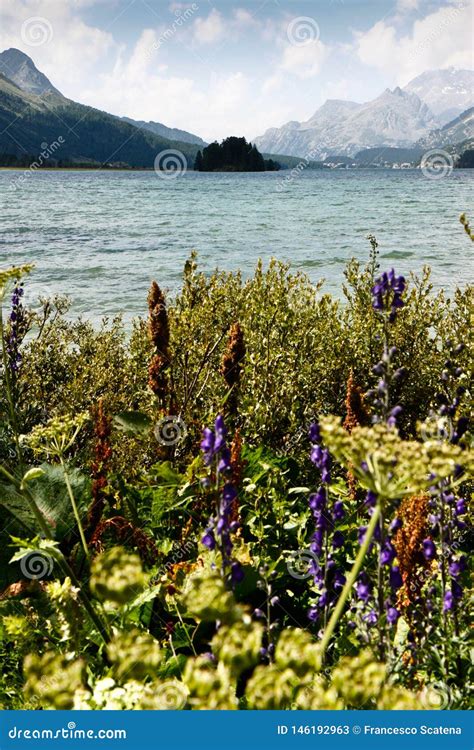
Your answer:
(254, 87), (438, 159)
(0, 48), (62, 97)
(403, 68), (474, 125)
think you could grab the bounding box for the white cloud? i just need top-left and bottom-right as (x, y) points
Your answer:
(279, 39), (328, 79)
(354, 1), (473, 85)
(193, 9), (225, 45)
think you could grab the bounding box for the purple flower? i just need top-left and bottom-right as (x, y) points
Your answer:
(332, 531), (345, 549)
(333, 500), (344, 520)
(443, 591), (454, 612)
(422, 539), (436, 561)
(309, 422), (321, 443)
(333, 571), (346, 590)
(363, 609), (378, 626)
(372, 268), (406, 321)
(365, 490), (377, 508)
(202, 531), (215, 550)
(389, 517), (402, 533)
(309, 487), (326, 511)
(380, 541), (396, 566)
(356, 578), (371, 602)
(448, 557), (466, 578)
(386, 606), (399, 625)
(389, 566), (403, 590)
(308, 606), (319, 622)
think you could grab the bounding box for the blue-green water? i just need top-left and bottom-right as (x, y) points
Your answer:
(1, 169), (472, 322)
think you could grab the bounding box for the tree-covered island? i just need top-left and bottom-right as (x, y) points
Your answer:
(194, 136), (280, 171)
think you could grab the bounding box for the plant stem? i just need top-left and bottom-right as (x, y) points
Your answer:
(60, 456), (89, 560)
(320, 503), (381, 660)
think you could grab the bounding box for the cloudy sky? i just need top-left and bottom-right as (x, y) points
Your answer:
(0, 0), (472, 141)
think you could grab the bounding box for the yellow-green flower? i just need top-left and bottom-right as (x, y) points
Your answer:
(0, 264), (34, 301)
(25, 412), (89, 459)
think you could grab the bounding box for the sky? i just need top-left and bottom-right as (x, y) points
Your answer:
(0, 0), (472, 141)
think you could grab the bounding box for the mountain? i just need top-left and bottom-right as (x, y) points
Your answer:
(403, 68), (474, 126)
(121, 117), (206, 147)
(254, 87), (438, 159)
(0, 50), (200, 168)
(417, 106), (474, 149)
(0, 48), (62, 97)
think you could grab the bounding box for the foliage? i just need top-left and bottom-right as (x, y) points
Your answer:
(0, 240), (472, 711)
(194, 136), (279, 172)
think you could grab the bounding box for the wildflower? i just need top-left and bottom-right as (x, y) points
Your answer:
(202, 530), (216, 551)
(386, 606), (399, 625)
(200, 415), (243, 585)
(448, 556), (466, 577)
(422, 539), (436, 561)
(443, 591), (454, 612)
(364, 610), (378, 626)
(380, 541), (396, 566)
(356, 577), (371, 602)
(26, 412), (89, 459)
(6, 284), (27, 374)
(0, 263), (34, 301)
(389, 566), (403, 590)
(371, 268), (406, 322)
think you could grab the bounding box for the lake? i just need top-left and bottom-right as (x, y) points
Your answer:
(1, 168), (472, 322)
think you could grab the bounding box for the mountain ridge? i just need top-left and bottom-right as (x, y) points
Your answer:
(254, 68), (473, 158)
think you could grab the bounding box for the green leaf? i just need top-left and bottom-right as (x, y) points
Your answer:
(0, 463), (89, 541)
(113, 411), (153, 434)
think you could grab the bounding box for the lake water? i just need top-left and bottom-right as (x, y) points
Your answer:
(1, 168), (472, 322)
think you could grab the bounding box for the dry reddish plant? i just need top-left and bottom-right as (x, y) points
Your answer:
(147, 281), (171, 402)
(221, 322), (245, 414)
(394, 493), (430, 609)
